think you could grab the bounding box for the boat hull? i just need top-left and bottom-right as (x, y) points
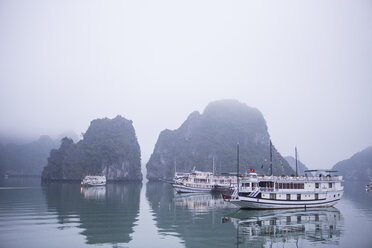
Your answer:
(81, 182), (106, 187)
(172, 183), (213, 193)
(227, 194), (342, 209)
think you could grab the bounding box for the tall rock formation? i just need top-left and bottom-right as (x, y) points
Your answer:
(332, 147), (372, 181)
(42, 115), (142, 181)
(146, 100), (294, 181)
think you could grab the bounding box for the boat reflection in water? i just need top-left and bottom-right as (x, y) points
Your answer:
(224, 207), (343, 247)
(80, 186), (106, 200)
(173, 193), (232, 214)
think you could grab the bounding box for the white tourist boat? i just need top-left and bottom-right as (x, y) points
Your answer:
(172, 170), (237, 193)
(172, 170), (216, 193)
(81, 175), (106, 186)
(223, 171), (344, 209)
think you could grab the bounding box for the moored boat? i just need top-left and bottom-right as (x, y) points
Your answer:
(172, 170), (215, 193)
(81, 175), (106, 186)
(366, 180), (372, 191)
(223, 171), (344, 209)
(172, 170), (237, 193)
(223, 143), (344, 209)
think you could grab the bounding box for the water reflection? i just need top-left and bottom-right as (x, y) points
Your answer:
(146, 181), (239, 247)
(80, 186), (106, 200)
(343, 181), (372, 211)
(43, 182), (141, 245)
(146, 182), (346, 248)
(225, 207), (343, 247)
(173, 193), (231, 214)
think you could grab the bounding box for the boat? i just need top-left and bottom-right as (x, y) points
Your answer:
(81, 175), (106, 186)
(224, 171), (344, 209)
(366, 180), (372, 191)
(223, 143), (344, 209)
(172, 169), (237, 193)
(172, 170), (216, 193)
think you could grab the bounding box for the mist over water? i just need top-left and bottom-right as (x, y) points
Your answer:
(1, 0), (372, 169)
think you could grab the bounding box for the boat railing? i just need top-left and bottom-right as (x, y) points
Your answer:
(249, 186), (342, 193)
(240, 175), (342, 182)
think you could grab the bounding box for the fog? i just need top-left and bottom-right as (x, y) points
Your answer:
(0, 0), (371, 169)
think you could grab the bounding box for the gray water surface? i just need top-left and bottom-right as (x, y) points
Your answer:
(0, 178), (371, 248)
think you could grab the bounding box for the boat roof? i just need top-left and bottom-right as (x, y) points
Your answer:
(304, 169), (338, 173)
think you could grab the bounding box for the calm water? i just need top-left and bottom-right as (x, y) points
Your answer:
(0, 179), (371, 248)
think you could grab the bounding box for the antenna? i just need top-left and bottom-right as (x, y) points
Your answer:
(237, 143), (240, 195)
(212, 156), (215, 175)
(174, 156), (177, 176)
(270, 140), (273, 176)
(295, 147), (298, 177)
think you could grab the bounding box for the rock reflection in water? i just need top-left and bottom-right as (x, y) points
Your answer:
(43, 182), (141, 245)
(225, 207), (343, 247)
(80, 186), (106, 200)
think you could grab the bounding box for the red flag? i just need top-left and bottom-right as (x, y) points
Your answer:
(250, 168), (255, 172)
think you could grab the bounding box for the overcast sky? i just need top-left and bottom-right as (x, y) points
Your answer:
(0, 0), (371, 169)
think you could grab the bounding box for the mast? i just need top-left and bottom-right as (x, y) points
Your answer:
(212, 156), (215, 175)
(174, 156), (177, 176)
(295, 147), (298, 177)
(270, 140), (273, 176)
(237, 143), (240, 195)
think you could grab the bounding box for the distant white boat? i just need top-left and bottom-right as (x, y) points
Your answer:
(366, 180), (372, 191)
(81, 175), (106, 186)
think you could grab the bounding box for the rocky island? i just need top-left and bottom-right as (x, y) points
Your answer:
(332, 147), (372, 181)
(42, 115), (142, 181)
(146, 100), (294, 181)
(0, 135), (58, 176)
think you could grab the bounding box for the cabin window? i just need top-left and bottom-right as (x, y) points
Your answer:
(270, 193), (276, 200)
(275, 183), (278, 189)
(283, 183), (287, 189)
(300, 183), (304, 189)
(329, 183), (332, 188)
(286, 194), (291, 200)
(279, 183), (282, 189)
(294, 184), (298, 189)
(297, 194), (301, 200)
(315, 183), (319, 189)
(315, 193), (318, 200)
